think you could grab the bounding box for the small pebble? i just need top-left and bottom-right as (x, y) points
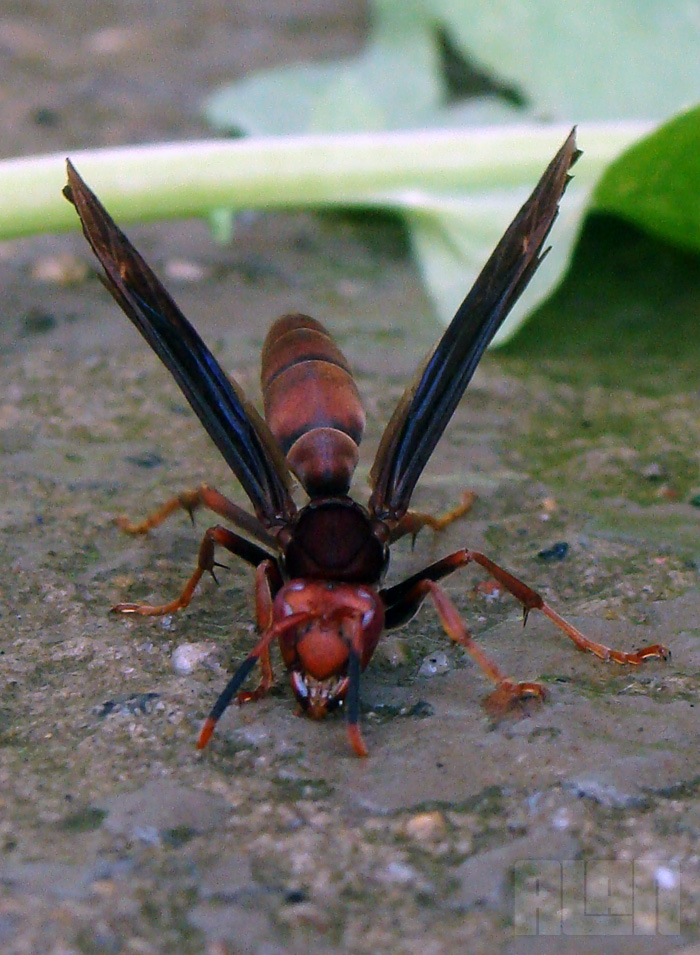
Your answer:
(417, 650), (451, 678)
(654, 865), (679, 890)
(31, 253), (88, 285)
(381, 861), (419, 885)
(172, 641), (218, 675)
(164, 259), (209, 283)
(656, 484), (678, 501)
(475, 579), (502, 601)
(640, 461), (667, 481)
(375, 634), (409, 667)
(551, 807), (572, 831)
(402, 811), (447, 842)
(537, 541), (569, 561)
(95, 693), (160, 718)
(85, 26), (143, 55)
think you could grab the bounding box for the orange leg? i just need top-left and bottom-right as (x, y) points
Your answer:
(236, 561), (279, 704)
(114, 482), (276, 548)
(390, 491), (477, 542)
(410, 579), (546, 713)
(114, 491), (197, 534)
(382, 549), (668, 666)
(112, 525), (277, 616)
(466, 551), (669, 665)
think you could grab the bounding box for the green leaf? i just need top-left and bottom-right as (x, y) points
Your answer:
(207, 0), (700, 132)
(207, 0), (445, 135)
(398, 122), (652, 343)
(593, 105), (700, 255)
(203, 0), (700, 337)
(434, 0), (700, 120)
(405, 185), (590, 345)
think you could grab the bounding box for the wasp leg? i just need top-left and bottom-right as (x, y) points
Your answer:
(236, 560), (282, 704)
(115, 482), (277, 549)
(465, 550), (670, 665)
(382, 549), (669, 665)
(389, 491), (476, 543)
(197, 611), (311, 750)
(406, 578), (545, 713)
(113, 526), (278, 616)
(342, 614), (369, 758)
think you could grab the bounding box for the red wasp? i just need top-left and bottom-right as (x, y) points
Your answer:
(64, 130), (667, 757)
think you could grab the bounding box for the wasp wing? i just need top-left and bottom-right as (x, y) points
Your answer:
(64, 161), (296, 528)
(369, 129), (580, 523)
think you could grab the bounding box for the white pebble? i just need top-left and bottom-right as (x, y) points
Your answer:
(164, 259), (209, 283)
(654, 865), (679, 890)
(418, 650), (451, 678)
(172, 641), (217, 675)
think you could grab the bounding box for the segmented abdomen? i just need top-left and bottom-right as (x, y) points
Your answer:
(261, 313), (365, 496)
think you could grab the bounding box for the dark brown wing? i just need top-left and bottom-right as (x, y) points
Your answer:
(64, 161), (296, 528)
(369, 128), (580, 523)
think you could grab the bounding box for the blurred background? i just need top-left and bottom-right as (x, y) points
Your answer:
(1, 0), (367, 153)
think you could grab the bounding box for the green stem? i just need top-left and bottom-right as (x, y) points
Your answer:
(0, 122), (651, 240)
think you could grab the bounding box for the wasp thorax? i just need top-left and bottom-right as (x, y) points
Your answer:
(283, 500), (388, 582)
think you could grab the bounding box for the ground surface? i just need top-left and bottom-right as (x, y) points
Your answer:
(1, 3), (700, 954)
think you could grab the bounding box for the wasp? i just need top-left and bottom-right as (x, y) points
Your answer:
(64, 129), (667, 756)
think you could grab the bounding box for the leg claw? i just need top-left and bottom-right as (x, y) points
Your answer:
(236, 688), (267, 705)
(111, 602), (140, 614)
(484, 681), (547, 718)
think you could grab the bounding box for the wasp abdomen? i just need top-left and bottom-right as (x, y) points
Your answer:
(261, 314), (365, 495)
